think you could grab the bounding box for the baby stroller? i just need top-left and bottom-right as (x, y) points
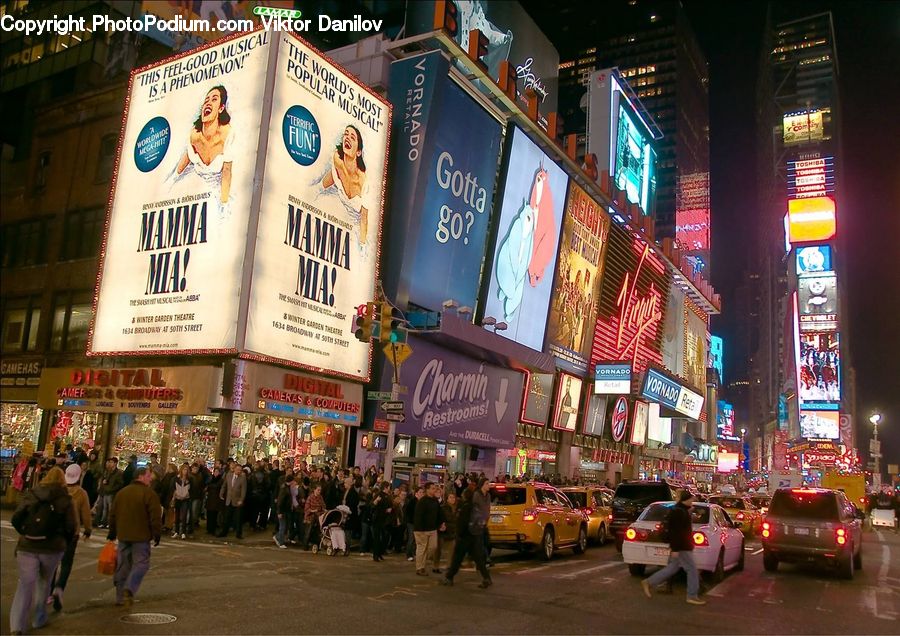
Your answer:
(311, 505), (351, 556)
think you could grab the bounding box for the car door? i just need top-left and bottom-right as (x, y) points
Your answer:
(550, 488), (579, 543)
(716, 507), (742, 566)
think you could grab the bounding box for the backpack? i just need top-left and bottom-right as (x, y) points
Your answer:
(16, 496), (63, 540)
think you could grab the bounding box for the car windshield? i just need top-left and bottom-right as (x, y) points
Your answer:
(489, 488), (527, 506)
(711, 497), (746, 509)
(614, 484), (671, 505)
(769, 491), (839, 520)
(565, 492), (587, 508)
(751, 497), (770, 507)
(639, 503), (710, 524)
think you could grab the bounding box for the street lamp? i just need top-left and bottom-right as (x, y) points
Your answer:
(869, 413), (883, 481)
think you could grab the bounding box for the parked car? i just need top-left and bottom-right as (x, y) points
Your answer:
(762, 487), (863, 579)
(610, 481), (676, 551)
(488, 482), (589, 560)
(561, 486), (613, 545)
(622, 502), (745, 581)
(708, 495), (762, 536)
(749, 494), (771, 516)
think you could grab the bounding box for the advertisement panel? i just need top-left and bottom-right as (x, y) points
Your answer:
(388, 337), (524, 448)
(838, 414), (853, 448)
(661, 285), (686, 377)
(245, 33), (390, 381)
(641, 368), (704, 420)
(552, 373), (583, 432)
(89, 31), (272, 356)
(783, 110), (826, 145)
(800, 411), (840, 441)
(684, 302), (708, 392)
(387, 53), (503, 312)
(593, 362), (632, 394)
(631, 400), (649, 446)
(796, 245), (833, 275)
(583, 394), (607, 436)
(483, 127), (568, 351)
(610, 396), (629, 443)
(675, 172), (710, 252)
(717, 400), (739, 441)
(521, 372), (553, 425)
(709, 335), (724, 383)
(797, 273), (838, 332)
(405, 0), (560, 124)
(591, 223), (670, 374)
(788, 196), (836, 244)
(787, 156), (835, 199)
(798, 331), (841, 410)
(717, 451), (739, 473)
(546, 183), (611, 371)
(647, 402), (670, 444)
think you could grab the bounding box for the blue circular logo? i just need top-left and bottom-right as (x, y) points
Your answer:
(133, 117), (171, 173)
(282, 105), (321, 166)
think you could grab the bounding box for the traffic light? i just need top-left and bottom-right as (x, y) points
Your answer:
(433, 0), (458, 38)
(379, 302), (405, 343)
(353, 302), (375, 342)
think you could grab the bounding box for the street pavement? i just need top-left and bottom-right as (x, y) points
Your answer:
(1, 516), (898, 635)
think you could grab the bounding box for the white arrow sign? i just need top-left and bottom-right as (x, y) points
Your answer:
(494, 377), (509, 423)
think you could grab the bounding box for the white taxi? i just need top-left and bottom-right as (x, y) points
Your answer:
(622, 502), (745, 582)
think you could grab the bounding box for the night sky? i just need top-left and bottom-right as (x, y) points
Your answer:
(522, 0), (900, 471)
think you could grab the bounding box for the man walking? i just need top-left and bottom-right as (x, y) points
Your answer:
(640, 491), (706, 605)
(94, 458), (123, 528)
(404, 487), (423, 562)
(107, 468), (162, 607)
(217, 463), (246, 539)
(440, 478), (492, 589)
(413, 483), (443, 576)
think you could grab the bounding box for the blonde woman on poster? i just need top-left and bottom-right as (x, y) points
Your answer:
(319, 124), (372, 246)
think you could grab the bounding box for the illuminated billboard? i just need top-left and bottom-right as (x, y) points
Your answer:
(787, 156), (834, 199)
(797, 274), (838, 332)
(783, 110), (827, 145)
(245, 32), (390, 381)
(546, 183), (611, 371)
(482, 127), (568, 351)
(90, 31), (272, 357)
(796, 245), (833, 275)
(675, 172), (710, 252)
(798, 331), (841, 411)
(717, 451), (739, 473)
(799, 411), (840, 441)
(684, 300), (708, 392)
(647, 403), (671, 444)
(709, 335), (724, 384)
(552, 373), (583, 432)
(788, 196), (836, 244)
(586, 69), (658, 213)
(717, 400), (739, 441)
(631, 400), (649, 446)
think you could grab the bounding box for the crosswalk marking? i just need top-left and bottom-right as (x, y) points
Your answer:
(553, 561), (625, 579)
(514, 559), (582, 575)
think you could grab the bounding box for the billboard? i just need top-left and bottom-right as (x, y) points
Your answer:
(717, 400), (739, 441)
(386, 52), (503, 312)
(610, 396), (629, 442)
(675, 172), (710, 252)
(631, 400), (649, 446)
(388, 336), (525, 448)
(521, 372), (554, 425)
(546, 183), (611, 371)
(90, 31), (272, 356)
(783, 110), (827, 145)
(717, 451), (739, 473)
(483, 127), (568, 351)
(244, 33), (390, 381)
(591, 223), (670, 375)
(405, 0), (560, 124)
(787, 156), (834, 199)
(709, 335), (724, 384)
(647, 403), (671, 444)
(552, 373), (583, 432)
(587, 69), (658, 213)
(593, 362), (632, 394)
(641, 368), (704, 420)
(800, 411), (840, 441)
(661, 285), (686, 377)
(796, 245), (833, 275)
(798, 273), (838, 332)
(787, 196), (836, 244)
(798, 331), (841, 410)
(684, 302), (708, 392)
(583, 394), (607, 436)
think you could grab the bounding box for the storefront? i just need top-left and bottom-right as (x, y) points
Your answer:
(37, 366), (222, 467)
(219, 361), (362, 469)
(1, 358), (43, 451)
(510, 424), (561, 477)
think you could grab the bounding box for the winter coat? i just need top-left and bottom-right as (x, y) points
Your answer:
(109, 481), (162, 543)
(67, 484), (93, 536)
(440, 502), (458, 536)
(12, 484), (76, 554)
(98, 468), (124, 497)
(205, 477), (224, 513)
(414, 496), (442, 532)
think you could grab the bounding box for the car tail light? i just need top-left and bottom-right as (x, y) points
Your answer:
(762, 521), (771, 538)
(522, 509), (537, 522)
(584, 508), (594, 516)
(835, 527), (847, 546)
(625, 527), (650, 541)
(608, 514), (613, 521)
(736, 512), (745, 520)
(625, 528), (637, 540)
(692, 531), (709, 546)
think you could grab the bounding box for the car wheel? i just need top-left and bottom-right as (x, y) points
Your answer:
(540, 527), (555, 561)
(736, 539), (745, 571)
(839, 552), (854, 580)
(763, 550), (778, 572)
(853, 544), (862, 570)
(711, 549), (725, 583)
(574, 525), (588, 554)
(597, 523), (608, 546)
(628, 563), (646, 576)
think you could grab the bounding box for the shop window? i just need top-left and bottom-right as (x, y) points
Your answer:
(229, 413), (345, 467)
(49, 411), (103, 453)
(60, 209), (104, 261)
(1, 219), (50, 268)
(115, 414), (169, 465)
(170, 415), (219, 467)
(94, 134), (118, 183)
(1, 297), (41, 352)
(50, 290), (92, 351)
(0, 403), (43, 451)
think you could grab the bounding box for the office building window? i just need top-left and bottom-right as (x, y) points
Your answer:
(1, 297), (41, 352)
(60, 208), (104, 261)
(34, 150), (51, 191)
(1, 219), (49, 268)
(50, 291), (93, 352)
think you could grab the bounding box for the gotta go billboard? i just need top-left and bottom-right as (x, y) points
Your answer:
(90, 30), (390, 382)
(481, 127), (569, 352)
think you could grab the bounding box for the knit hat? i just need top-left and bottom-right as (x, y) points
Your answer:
(65, 464), (82, 485)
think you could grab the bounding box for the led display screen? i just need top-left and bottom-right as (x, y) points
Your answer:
(798, 331), (841, 411)
(614, 102), (657, 212)
(797, 274), (838, 332)
(788, 196), (836, 244)
(800, 411), (840, 441)
(796, 245), (833, 275)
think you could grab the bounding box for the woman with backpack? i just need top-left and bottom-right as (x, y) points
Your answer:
(172, 465), (192, 539)
(10, 466), (77, 635)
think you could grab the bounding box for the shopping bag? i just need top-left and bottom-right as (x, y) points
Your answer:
(98, 541), (117, 575)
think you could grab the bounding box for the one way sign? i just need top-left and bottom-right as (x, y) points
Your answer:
(385, 412), (405, 423)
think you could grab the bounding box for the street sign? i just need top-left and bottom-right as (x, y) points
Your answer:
(381, 401), (405, 412)
(373, 418), (390, 432)
(385, 412), (405, 423)
(383, 342), (413, 367)
(367, 391), (392, 401)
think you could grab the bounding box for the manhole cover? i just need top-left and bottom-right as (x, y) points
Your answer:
(120, 613), (177, 625)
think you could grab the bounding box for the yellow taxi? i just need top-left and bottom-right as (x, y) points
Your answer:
(708, 495), (762, 535)
(488, 482), (589, 560)
(561, 486), (613, 545)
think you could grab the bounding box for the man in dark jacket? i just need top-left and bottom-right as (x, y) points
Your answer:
(440, 478), (492, 589)
(94, 458), (124, 528)
(413, 483), (443, 575)
(371, 482), (393, 562)
(404, 487), (423, 561)
(122, 455), (138, 486)
(107, 468), (162, 607)
(640, 491), (705, 605)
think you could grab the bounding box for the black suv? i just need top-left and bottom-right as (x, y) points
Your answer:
(762, 488), (864, 579)
(611, 480), (676, 551)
